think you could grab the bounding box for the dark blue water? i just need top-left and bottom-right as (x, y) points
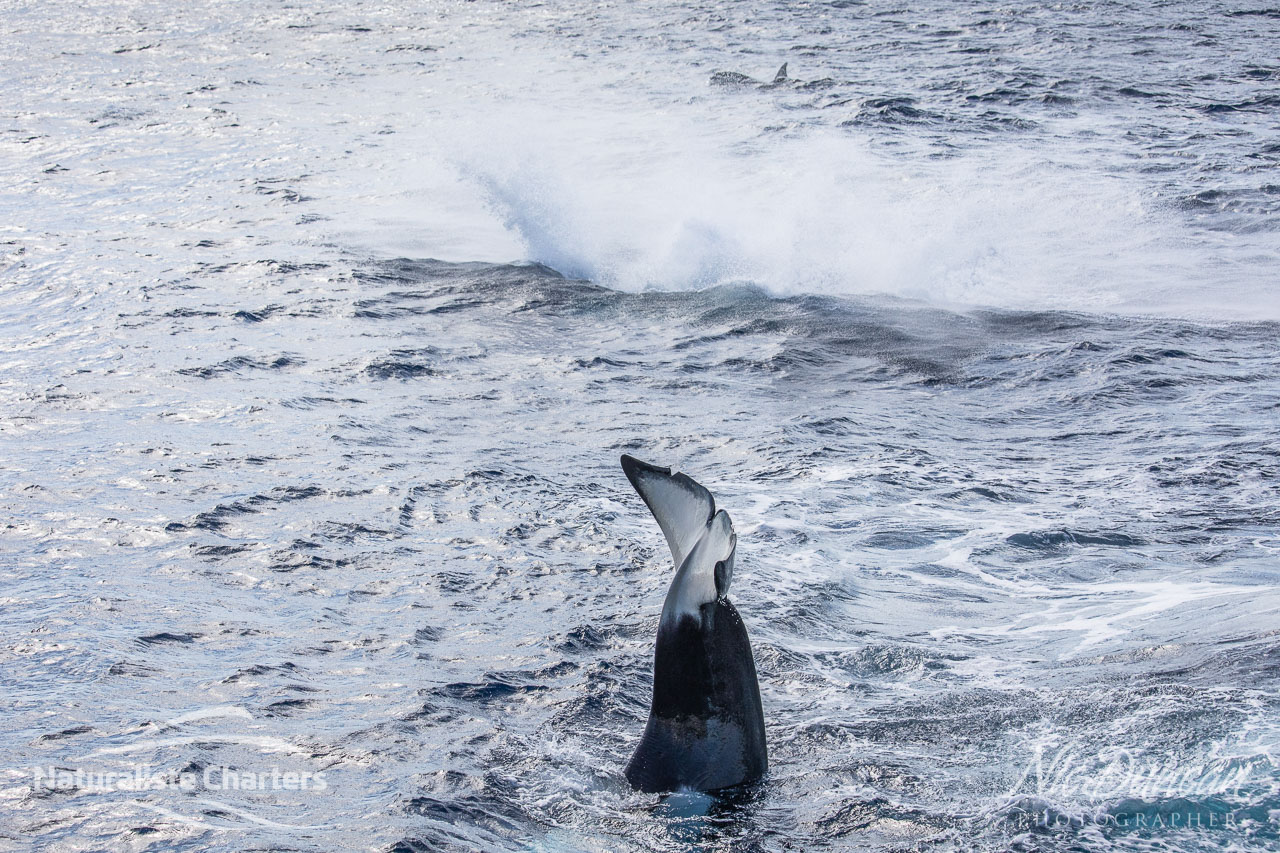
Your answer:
(2, 2), (1279, 851)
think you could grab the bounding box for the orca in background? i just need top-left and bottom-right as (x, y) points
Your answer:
(709, 63), (788, 88)
(620, 455), (768, 793)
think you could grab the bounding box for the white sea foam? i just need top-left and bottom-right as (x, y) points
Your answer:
(3, 0), (1274, 320)
(938, 581), (1263, 661)
(309, 8), (1279, 321)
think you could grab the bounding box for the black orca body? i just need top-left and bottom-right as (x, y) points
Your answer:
(620, 455), (767, 793)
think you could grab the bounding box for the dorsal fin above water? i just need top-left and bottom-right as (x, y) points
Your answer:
(621, 455), (715, 570)
(773, 63), (788, 83)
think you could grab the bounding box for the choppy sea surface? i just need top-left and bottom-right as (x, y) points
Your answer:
(3, 1), (1279, 850)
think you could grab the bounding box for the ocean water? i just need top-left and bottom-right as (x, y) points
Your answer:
(2, 1), (1279, 850)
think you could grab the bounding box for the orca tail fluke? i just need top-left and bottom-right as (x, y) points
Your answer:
(620, 455), (716, 571)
